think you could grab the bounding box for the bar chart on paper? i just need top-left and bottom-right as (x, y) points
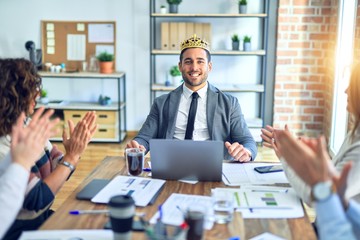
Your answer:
(213, 187), (304, 218)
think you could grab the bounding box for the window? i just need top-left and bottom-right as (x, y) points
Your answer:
(329, 0), (357, 155)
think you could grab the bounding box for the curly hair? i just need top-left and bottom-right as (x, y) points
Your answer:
(0, 58), (42, 136)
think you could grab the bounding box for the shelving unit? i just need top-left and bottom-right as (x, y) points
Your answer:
(38, 71), (127, 143)
(149, 0), (277, 142)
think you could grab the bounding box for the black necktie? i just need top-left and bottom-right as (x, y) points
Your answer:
(185, 92), (199, 140)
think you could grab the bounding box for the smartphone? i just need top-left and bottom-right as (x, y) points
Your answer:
(254, 165), (283, 174)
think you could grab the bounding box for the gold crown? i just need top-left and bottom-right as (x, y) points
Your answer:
(180, 34), (210, 51)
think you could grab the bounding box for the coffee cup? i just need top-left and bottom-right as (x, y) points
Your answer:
(125, 148), (144, 176)
(108, 195), (135, 240)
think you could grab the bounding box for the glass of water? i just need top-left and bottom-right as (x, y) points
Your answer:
(211, 189), (234, 224)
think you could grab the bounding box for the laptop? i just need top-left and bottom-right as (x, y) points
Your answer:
(149, 139), (224, 182)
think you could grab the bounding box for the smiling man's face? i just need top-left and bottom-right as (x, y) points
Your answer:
(179, 48), (212, 91)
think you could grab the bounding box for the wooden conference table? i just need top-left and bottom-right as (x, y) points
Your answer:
(40, 156), (316, 239)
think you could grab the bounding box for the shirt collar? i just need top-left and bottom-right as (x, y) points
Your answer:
(182, 82), (208, 99)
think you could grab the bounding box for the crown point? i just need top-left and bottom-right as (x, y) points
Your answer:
(180, 34), (210, 52)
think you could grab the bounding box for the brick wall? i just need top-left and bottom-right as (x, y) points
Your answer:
(354, 3), (360, 66)
(274, 0), (339, 138)
(322, 0), (338, 140)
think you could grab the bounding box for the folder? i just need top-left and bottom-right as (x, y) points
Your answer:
(177, 22), (187, 47)
(186, 22), (195, 39)
(202, 23), (212, 49)
(169, 22), (179, 50)
(161, 22), (170, 50)
(194, 23), (203, 39)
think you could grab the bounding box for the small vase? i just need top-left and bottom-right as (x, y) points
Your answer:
(169, 4), (178, 13)
(243, 42), (251, 51)
(239, 5), (247, 14)
(160, 7), (166, 14)
(232, 41), (240, 51)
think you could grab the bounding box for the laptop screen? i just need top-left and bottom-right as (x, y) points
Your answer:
(149, 139), (223, 182)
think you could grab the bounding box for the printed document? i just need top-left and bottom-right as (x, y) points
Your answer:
(91, 176), (165, 207)
(19, 230), (112, 240)
(222, 162), (289, 186)
(150, 193), (214, 230)
(213, 187), (304, 218)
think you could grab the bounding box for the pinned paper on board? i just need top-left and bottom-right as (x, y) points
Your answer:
(95, 45), (114, 56)
(67, 34), (86, 61)
(47, 47), (55, 54)
(47, 39), (55, 46)
(46, 23), (54, 31)
(47, 31), (55, 38)
(88, 23), (114, 43)
(77, 23), (85, 31)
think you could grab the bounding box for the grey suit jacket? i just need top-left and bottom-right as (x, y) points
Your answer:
(134, 83), (257, 160)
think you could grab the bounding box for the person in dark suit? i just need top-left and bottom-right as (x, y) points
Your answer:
(127, 34), (257, 161)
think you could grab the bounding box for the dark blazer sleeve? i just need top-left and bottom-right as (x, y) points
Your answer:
(134, 94), (171, 153)
(133, 101), (160, 153)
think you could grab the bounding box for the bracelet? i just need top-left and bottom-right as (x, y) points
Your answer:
(59, 161), (75, 180)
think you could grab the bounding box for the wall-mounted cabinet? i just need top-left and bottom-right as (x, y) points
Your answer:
(149, 0), (277, 142)
(38, 72), (127, 143)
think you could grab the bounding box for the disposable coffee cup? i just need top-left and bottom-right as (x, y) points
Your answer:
(109, 195), (135, 240)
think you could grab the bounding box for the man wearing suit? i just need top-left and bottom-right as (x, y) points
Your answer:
(127, 34), (257, 161)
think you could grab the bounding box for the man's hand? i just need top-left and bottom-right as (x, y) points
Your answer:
(125, 140), (146, 151)
(225, 141), (251, 162)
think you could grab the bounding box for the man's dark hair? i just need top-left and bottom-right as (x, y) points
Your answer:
(179, 48), (211, 62)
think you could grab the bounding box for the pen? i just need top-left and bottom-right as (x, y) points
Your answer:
(69, 209), (109, 215)
(237, 206), (293, 211)
(69, 210), (146, 216)
(251, 189), (289, 193)
(143, 168), (152, 172)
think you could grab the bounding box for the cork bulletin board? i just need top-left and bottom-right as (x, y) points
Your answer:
(41, 20), (116, 71)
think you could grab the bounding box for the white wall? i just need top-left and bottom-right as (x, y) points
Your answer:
(0, 0), (263, 130)
(0, 0), (149, 130)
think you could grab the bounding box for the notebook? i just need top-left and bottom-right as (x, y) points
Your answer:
(149, 139), (224, 181)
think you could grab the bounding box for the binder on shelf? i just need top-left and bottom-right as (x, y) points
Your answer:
(202, 23), (212, 49)
(161, 22), (170, 50)
(194, 23), (203, 39)
(169, 22), (179, 50)
(185, 22), (195, 39)
(177, 22), (187, 46)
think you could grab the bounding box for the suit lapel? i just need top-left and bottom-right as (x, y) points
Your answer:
(207, 84), (218, 139)
(166, 86), (182, 138)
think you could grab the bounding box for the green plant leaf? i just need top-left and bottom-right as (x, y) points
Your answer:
(96, 52), (114, 62)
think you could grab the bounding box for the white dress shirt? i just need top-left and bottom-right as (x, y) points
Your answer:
(173, 83), (210, 140)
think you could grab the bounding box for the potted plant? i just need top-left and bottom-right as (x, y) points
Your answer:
(98, 94), (112, 106)
(239, 0), (247, 14)
(160, 5), (167, 14)
(167, 0), (182, 13)
(243, 35), (251, 51)
(231, 34), (240, 51)
(40, 89), (49, 104)
(169, 65), (182, 86)
(97, 52), (114, 74)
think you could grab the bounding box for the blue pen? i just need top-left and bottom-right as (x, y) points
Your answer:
(158, 205), (163, 220)
(143, 168), (152, 172)
(155, 205), (167, 236)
